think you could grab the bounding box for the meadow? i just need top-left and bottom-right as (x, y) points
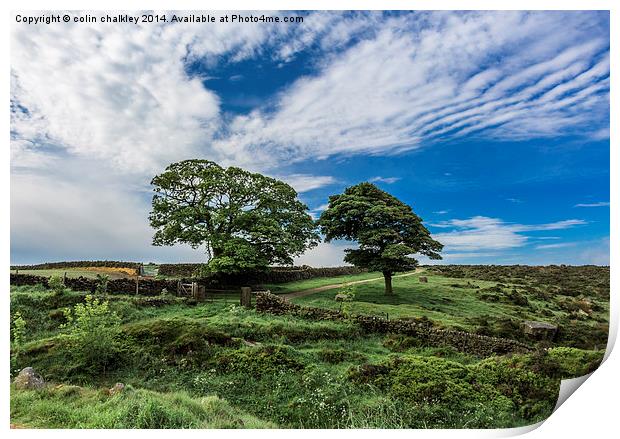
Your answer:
(10, 265), (608, 429)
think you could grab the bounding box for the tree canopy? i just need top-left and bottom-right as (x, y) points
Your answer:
(149, 160), (319, 274)
(317, 182), (442, 294)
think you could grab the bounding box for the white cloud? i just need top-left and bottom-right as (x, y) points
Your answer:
(369, 176), (401, 184)
(433, 210), (450, 215)
(277, 174), (336, 193)
(575, 201), (610, 207)
(535, 242), (575, 250)
(431, 216), (587, 252)
(294, 241), (356, 267)
(212, 12), (609, 167)
(10, 171), (207, 264)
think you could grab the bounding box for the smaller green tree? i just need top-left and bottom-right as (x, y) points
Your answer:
(48, 275), (66, 295)
(61, 295), (122, 374)
(318, 182), (443, 295)
(95, 274), (110, 296)
(11, 312), (27, 376)
(11, 311), (26, 347)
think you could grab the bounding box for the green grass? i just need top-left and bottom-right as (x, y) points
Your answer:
(11, 385), (274, 428)
(12, 268), (133, 280)
(263, 271), (388, 294)
(10, 264), (608, 429)
(290, 269), (609, 334)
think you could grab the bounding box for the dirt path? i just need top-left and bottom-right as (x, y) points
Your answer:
(282, 268), (423, 300)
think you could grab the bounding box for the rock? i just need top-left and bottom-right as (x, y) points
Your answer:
(109, 382), (125, 395)
(13, 367), (46, 390)
(419, 276), (428, 283)
(334, 293), (349, 302)
(522, 321), (558, 340)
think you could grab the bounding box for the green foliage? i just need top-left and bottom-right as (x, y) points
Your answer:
(12, 311), (27, 346)
(349, 354), (558, 427)
(318, 182), (442, 294)
(95, 274), (109, 295)
(48, 275), (66, 295)
(215, 345), (305, 375)
(60, 295), (123, 374)
(317, 348), (366, 364)
(335, 285), (356, 317)
(149, 159), (319, 273)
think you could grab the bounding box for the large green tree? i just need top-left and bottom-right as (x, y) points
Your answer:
(149, 160), (319, 273)
(317, 182), (443, 295)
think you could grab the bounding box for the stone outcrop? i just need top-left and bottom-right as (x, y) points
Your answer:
(13, 367), (46, 390)
(522, 321), (558, 340)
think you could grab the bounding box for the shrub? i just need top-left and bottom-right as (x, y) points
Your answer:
(215, 345), (305, 375)
(382, 334), (424, 351)
(60, 294), (124, 374)
(48, 275), (66, 295)
(11, 311), (26, 346)
(94, 274), (110, 295)
(349, 354), (558, 426)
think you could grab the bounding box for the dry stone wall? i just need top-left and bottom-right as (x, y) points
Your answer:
(157, 264), (365, 283)
(10, 273), (180, 296)
(255, 291), (532, 357)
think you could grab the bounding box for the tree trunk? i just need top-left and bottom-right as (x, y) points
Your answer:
(383, 271), (393, 295)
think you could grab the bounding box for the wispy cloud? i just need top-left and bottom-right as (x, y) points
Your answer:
(506, 198), (523, 204)
(574, 201), (609, 207)
(431, 216), (586, 251)
(535, 242), (575, 250)
(369, 176), (401, 184)
(277, 174), (336, 193)
(433, 210), (450, 215)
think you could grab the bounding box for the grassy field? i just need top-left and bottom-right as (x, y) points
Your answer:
(12, 267), (136, 280)
(263, 271), (387, 294)
(292, 267), (609, 349)
(10, 265), (608, 428)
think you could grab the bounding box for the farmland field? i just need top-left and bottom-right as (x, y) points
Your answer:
(12, 267), (137, 280)
(10, 265), (608, 428)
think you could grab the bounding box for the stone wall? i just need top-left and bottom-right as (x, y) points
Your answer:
(11, 260), (141, 270)
(255, 292), (532, 357)
(157, 264), (366, 284)
(10, 273), (181, 296)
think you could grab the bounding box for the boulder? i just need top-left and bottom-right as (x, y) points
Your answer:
(13, 367), (46, 390)
(419, 277), (428, 283)
(522, 321), (558, 340)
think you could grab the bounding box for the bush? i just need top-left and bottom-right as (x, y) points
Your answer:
(349, 354), (558, 426)
(317, 348), (365, 364)
(94, 274), (110, 295)
(11, 311), (26, 346)
(48, 275), (66, 295)
(215, 345), (305, 375)
(60, 295), (124, 374)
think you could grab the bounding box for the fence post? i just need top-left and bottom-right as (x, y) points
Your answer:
(135, 275), (139, 296)
(64, 272), (67, 284)
(177, 280), (181, 296)
(240, 287), (252, 308)
(191, 282), (198, 298)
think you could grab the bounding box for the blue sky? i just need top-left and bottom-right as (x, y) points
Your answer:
(10, 11), (610, 265)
